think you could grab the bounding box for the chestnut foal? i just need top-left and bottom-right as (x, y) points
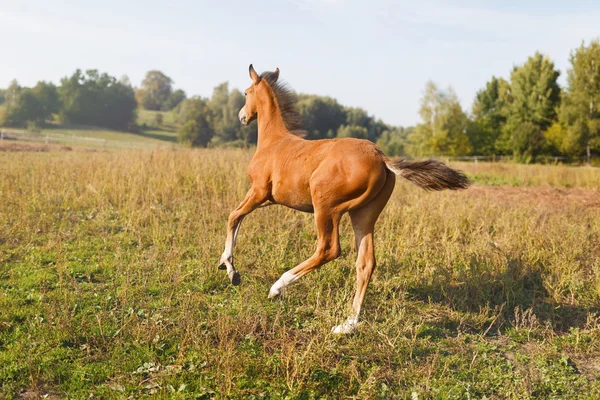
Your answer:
(219, 65), (469, 334)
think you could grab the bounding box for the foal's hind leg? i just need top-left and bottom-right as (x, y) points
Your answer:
(268, 208), (342, 298)
(332, 172), (395, 334)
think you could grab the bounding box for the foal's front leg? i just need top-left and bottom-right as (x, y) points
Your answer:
(219, 187), (268, 285)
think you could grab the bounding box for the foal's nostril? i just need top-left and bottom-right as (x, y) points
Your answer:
(241, 116), (247, 125)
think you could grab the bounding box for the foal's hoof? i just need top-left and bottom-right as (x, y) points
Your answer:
(229, 270), (241, 286)
(331, 319), (359, 335)
(267, 288), (279, 299)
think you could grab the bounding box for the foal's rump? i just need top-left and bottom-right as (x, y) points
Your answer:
(384, 157), (470, 191)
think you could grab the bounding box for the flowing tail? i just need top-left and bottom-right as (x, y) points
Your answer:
(385, 158), (470, 191)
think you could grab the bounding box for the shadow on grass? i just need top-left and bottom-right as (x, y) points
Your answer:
(133, 129), (178, 143)
(391, 256), (600, 335)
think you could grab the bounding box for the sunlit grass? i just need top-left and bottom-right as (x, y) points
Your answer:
(1, 150), (599, 398)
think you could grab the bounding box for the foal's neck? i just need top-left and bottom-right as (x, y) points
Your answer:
(256, 91), (294, 149)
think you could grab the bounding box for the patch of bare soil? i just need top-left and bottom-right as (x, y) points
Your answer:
(0, 142), (100, 152)
(464, 185), (600, 210)
(572, 354), (600, 380)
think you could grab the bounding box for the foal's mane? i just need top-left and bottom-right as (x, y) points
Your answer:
(260, 71), (307, 137)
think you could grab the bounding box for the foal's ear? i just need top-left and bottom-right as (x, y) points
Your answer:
(272, 68), (280, 82)
(249, 64), (260, 84)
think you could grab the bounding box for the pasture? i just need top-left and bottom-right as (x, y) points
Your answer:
(1, 148), (600, 399)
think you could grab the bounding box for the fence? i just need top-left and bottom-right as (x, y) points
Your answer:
(0, 129), (178, 150)
(443, 155), (567, 164)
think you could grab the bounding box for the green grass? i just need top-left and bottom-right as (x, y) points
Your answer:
(2, 109), (180, 149)
(1, 150), (600, 398)
(137, 108), (178, 132)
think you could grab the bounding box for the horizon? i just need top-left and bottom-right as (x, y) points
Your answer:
(1, 0), (599, 127)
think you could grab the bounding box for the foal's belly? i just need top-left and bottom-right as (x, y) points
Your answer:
(271, 177), (314, 213)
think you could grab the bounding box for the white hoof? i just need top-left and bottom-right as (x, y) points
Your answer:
(267, 287), (280, 299)
(331, 318), (358, 334)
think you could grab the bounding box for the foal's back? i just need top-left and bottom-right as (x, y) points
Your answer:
(252, 136), (389, 213)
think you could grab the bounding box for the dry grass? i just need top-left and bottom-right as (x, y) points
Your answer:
(0, 142), (74, 153)
(1, 149), (600, 399)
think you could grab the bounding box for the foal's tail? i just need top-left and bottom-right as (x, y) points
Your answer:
(385, 158), (470, 191)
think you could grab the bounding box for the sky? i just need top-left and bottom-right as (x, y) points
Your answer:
(1, 0), (599, 126)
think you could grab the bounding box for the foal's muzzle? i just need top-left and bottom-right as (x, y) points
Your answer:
(238, 107), (248, 125)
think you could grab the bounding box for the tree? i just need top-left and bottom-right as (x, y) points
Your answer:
(471, 76), (510, 154)
(179, 120), (213, 147)
(336, 124), (368, 139)
(559, 40), (600, 164)
(0, 80), (59, 127)
(543, 121), (569, 155)
(175, 97), (214, 147)
(164, 89), (186, 110)
(0, 80), (23, 126)
(32, 82), (61, 122)
(376, 127), (411, 156)
(504, 52), (561, 161)
(208, 82), (240, 143)
(136, 70), (173, 111)
(1, 89), (41, 126)
(408, 81), (471, 156)
(59, 69), (137, 130)
(297, 95), (346, 139)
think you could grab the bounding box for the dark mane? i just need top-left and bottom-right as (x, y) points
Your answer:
(260, 71), (307, 137)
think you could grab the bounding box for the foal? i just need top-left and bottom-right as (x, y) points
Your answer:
(219, 65), (469, 334)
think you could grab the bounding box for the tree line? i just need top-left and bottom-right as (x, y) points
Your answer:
(407, 40), (600, 164)
(1, 39), (598, 163)
(0, 70), (186, 131)
(169, 39), (600, 164)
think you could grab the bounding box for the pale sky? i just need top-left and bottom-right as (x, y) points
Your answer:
(1, 0), (599, 126)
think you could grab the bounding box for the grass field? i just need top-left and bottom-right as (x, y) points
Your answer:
(1, 109), (179, 149)
(1, 148), (600, 399)
(137, 109), (178, 132)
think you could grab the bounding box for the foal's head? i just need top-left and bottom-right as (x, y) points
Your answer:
(238, 64), (279, 126)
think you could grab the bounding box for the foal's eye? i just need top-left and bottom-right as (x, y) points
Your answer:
(244, 92), (247, 96)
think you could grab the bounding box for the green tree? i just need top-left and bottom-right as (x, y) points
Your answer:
(32, 81), (60, 122)
(543, 121), (568, 155)
(297, 95), (346, 139)
(336, 124), (369, 139)
(164, 89), (186, 111)
(376, 127), (411, 156)
(471, 76), (510, 154)
(408, 81), (472, 156)
(2, 89), (41, 126)
(0, 80), (58, 127)
(207, 82), (246, 144)
(504, 52), (561, 161)
(178, 120), (213, 147)
(59, 69), (137, 130)
(136, 70), (173, 111)
(0, 80), (23, 126)
(559, 40), (600, 164)
(175, 97), (214, 147)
